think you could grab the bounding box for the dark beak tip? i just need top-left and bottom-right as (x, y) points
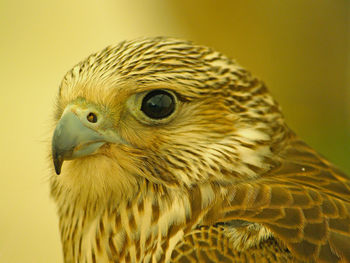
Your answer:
(53, 154), (63, 175)
(55, 165), (62, 175)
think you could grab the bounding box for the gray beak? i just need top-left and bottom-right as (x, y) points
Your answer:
(52, 111), (106, 175)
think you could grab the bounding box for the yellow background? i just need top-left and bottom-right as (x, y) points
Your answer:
(0, 1), (349, 262)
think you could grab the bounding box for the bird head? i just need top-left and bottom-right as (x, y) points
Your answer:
(51, 37), (285, 202)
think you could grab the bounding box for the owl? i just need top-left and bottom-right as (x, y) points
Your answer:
(50, 37), (350, 262)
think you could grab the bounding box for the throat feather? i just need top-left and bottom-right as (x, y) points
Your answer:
(57, 186), (191, 263)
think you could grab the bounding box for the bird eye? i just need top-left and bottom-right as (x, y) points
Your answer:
(141, 90), (175, 119)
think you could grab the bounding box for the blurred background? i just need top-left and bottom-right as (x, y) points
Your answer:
(0, 0), (349, 262)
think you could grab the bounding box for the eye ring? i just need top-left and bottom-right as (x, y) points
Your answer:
(141, 90), (176, 120)
(126, 89), (179, 125)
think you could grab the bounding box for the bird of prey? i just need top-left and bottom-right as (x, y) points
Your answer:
(50, 37), (350, 263)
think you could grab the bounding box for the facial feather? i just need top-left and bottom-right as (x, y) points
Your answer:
(49, 37), (301, 263)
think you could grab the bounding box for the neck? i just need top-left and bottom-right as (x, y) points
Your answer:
(52, 179), (205, 263)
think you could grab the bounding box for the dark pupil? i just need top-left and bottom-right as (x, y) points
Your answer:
(141, 90), (175, 119)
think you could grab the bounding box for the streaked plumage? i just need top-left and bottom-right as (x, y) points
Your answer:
(50, 37), (350, 263)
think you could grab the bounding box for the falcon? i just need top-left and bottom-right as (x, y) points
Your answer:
(50, 37), (350, 262)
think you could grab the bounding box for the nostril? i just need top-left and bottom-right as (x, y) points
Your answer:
(87, 112), (98, 123)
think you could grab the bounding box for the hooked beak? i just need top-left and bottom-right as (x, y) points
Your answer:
(51, 110), (106, 175)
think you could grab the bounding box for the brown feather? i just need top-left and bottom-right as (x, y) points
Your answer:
(49, 37), (350, 263)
